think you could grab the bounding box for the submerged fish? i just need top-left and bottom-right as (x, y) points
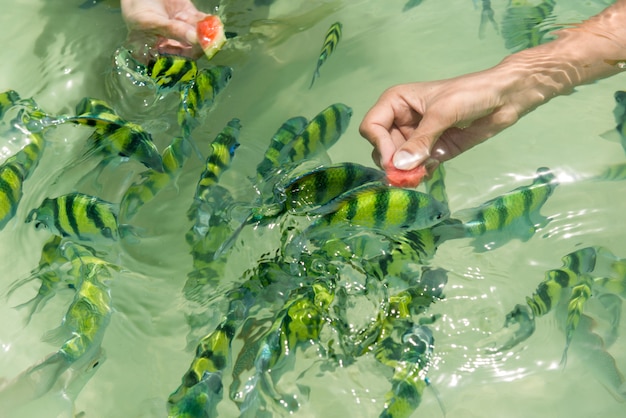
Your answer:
(120, 136), (191, 220)
(0, 89), (20, 118)
(0, 242), (114, 410)
(177, 66), (233, 139)
(309, 22), (342, 88)
(403, 0), (424, 12)
(501, 0), (557, 52)
(0, 132), (45, 230)
(255, 116), (308, 181)
(27, 193), (124, 242)
(68, 97), (164, 172)
(310, 182), (449, 234)
(479, 0), (499, 39)
(278, 103), (352, 164)
(147, 54), (198, 91)
(436, 167), (557, 249)
(192, 118), (241, 205)
(255, 162), (387, 220)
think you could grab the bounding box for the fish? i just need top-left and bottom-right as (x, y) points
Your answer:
(277, 103), (352, 165)
(501, 0), (557, 52)
(177, 66), (233, 139)
(479, 0), (499, 39)
(378, 325), (434, 418)
(26, 192), (125, 242)
(402, 0), (424, 12)
(147, 54), (198, 92)
(435, 167), (557, 250)
(600, 90), (626, 154)
(309, 182), (450, 234)
(191, 118), (241, 205)
(120, 136), (191, 220)
(309, 22), (342, 88)
(0, 242), (113, 410)
(0, 132), (45, 230)
(255, 116), (308, 181)
(6, 236), (70, 322)
(422, 163), (449, 211)
(167, 319), (237, 417)
(253, 162), (387, 221)
(239, 280), (335, 414)
(0, 89), (20, 118)
(67, 97), (164, 172)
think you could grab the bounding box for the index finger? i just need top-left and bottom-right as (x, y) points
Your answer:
(359, 103), (399, 168)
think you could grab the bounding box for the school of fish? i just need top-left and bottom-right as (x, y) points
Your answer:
(1, 1), (626, 417)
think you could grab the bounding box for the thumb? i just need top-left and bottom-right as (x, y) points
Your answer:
(392, 116), (444, 170)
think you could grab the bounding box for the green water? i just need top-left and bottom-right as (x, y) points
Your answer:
(1, 0), (626, 417)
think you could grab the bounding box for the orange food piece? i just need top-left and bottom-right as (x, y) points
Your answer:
(196, 15), (226, 60)
(385, 164), (427, 188)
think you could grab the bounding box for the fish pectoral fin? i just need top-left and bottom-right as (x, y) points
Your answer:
(599, 128), (622, 143)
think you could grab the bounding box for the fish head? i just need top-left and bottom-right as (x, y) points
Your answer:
(209, 66), (233, 91)
(422, 197), (450, 229)
(26, 198), (56, 232)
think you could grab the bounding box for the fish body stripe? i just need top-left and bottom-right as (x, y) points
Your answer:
(282, 104), (351, 163)
(148, 55), (198, 89)
(0, 163), (25, 226)
(256, 117), (308, 178)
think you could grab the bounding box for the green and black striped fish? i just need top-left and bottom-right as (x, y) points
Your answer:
(192, 118), (241, 205)
(501, 0), (557, 52)
(311, 182), (449, 233)
(278, 103), (352, 164)
(267, 162), (386, 218)
(0, 90), (20, 118)
(0, 132), (45, 230)
(26, 192), (123, 242)
(310, 22), (342, 88)
(120, 136), (191, 220)
(438, 167), (557, 247)
(178, 66), (233, 138)
(255, 116), (308, 181)
(68, 97), (164, 172)
(147, 54), (198, 91)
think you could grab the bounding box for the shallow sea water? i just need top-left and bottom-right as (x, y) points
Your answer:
(1, 0), (626, 417)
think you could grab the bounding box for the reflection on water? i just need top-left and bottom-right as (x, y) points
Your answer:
(1, 0), (626, 417)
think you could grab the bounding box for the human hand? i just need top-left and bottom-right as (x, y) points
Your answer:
(359, 67), (529, 185)
(121, 0), (208, 57)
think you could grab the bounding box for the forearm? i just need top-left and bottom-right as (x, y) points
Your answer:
(494, 0), (626, 114)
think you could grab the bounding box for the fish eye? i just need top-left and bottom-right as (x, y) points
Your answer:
(34, 221), (46, 230)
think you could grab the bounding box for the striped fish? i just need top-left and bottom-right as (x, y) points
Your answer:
(310, 183), (449, 233)
(26, 193), (122, 242)
(501, 0), (557, 52)
(167, 318), (237, 417)
(278, 103), (352, 164)
(147, 54), (198, 91)
(0, 241), (114, 409)
(120, 136), (191, 220)
(68, 97), (164, 172)
(253, 162), (386, 220)
(309, 22), (342, 88)
(439, 167), (557, 247)
(478, 0), (498, 39)
(193, 118), (241, 204)
(0, 90), (20, 118)
(255, 116), (308, 181)
(0, 132), (45, 230)
(178, 66), (233, 138)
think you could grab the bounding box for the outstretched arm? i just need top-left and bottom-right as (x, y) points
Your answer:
(360, 0), (626, 184)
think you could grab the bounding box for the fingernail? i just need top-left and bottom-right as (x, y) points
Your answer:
(393, 150), (427, 170)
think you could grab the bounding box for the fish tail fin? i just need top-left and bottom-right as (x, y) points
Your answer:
(309, 68), (320, 89)
(0, 351), (71, 410)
